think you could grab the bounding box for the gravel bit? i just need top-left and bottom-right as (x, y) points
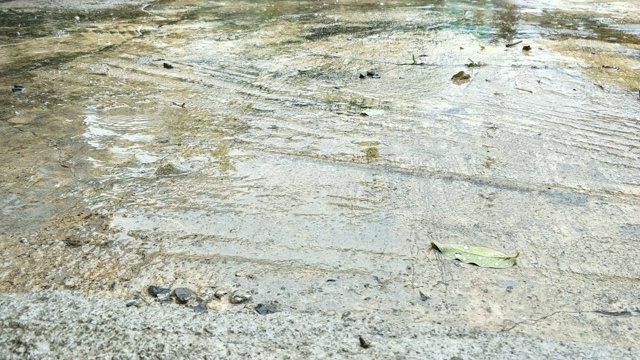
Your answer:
(148, 286), (170, 297)
(173, 288), (196, 304)
(214, 289), (228, 299)
(229, 291), (252, 304)
(255, 302), (277, 315)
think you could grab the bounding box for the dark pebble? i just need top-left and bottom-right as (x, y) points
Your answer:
(366, 70), (380, 79)
(148, 285), (171, 297)
(173, 287), (196, 303)
(163, 62), (174, 69)
(359, 336), (371, 349)
(419, 291), (430, 301)
(255, 302), (278, 315)
(190, 300), (207, 313)
(12, 85), (24, 93)
(522, 45), (532, 51)
(359, 73), (366, 79)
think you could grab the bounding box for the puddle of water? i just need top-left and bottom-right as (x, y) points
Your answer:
(1, 0), (640, 348)
(84, 113), (155, 148)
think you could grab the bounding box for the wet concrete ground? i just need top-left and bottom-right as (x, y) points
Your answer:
(0, 0), (639, 358)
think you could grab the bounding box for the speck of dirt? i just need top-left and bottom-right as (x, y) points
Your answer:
(364, 147), (379, 158)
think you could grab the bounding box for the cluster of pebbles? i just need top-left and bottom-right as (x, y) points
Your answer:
(145, 286), (277, 315)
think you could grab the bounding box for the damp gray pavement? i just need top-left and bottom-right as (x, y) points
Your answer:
(0, 0), (639, 358)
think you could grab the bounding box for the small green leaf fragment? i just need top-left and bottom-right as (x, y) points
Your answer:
(466, 58), (484, 67)
(430, 240), (520, 269)
(363, 147), (379, 158)
(451, 71), (471, 81)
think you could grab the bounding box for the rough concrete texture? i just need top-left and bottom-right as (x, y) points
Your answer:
(0, 291), (637, 359)
(0, 0), (639, 358)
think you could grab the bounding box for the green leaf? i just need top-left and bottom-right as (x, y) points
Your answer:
(430, 240), (520, 269)
(466, 58), (484, 67)
(451, 71), (471, 82)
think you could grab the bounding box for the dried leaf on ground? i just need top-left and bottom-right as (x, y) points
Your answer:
(430, 239), (520, 269)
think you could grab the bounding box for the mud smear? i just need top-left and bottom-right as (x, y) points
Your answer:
(0, 0), (639, 351)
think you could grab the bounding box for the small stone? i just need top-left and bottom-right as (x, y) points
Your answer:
(365, 70), (380, 79)
(419, 291), (430, 301)
(173, 287), (196, 304)
(63, 277), (75, 288)
(342, 311), (352, 320)
(148, 285), (170, 297)
(163, 62), (174, 69)
(214, 289), (228, 299)
(230, 291), (252, 304)
(255, 303), (277, 315)
(190, 300), (207, 313)
(359, 336), (371, 349)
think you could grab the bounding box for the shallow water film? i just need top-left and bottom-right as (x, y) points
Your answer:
(1, 0), (639, 355)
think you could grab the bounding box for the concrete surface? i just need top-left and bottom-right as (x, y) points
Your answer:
(0, 291), (637, 359)
(0, 0), (639, 358)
